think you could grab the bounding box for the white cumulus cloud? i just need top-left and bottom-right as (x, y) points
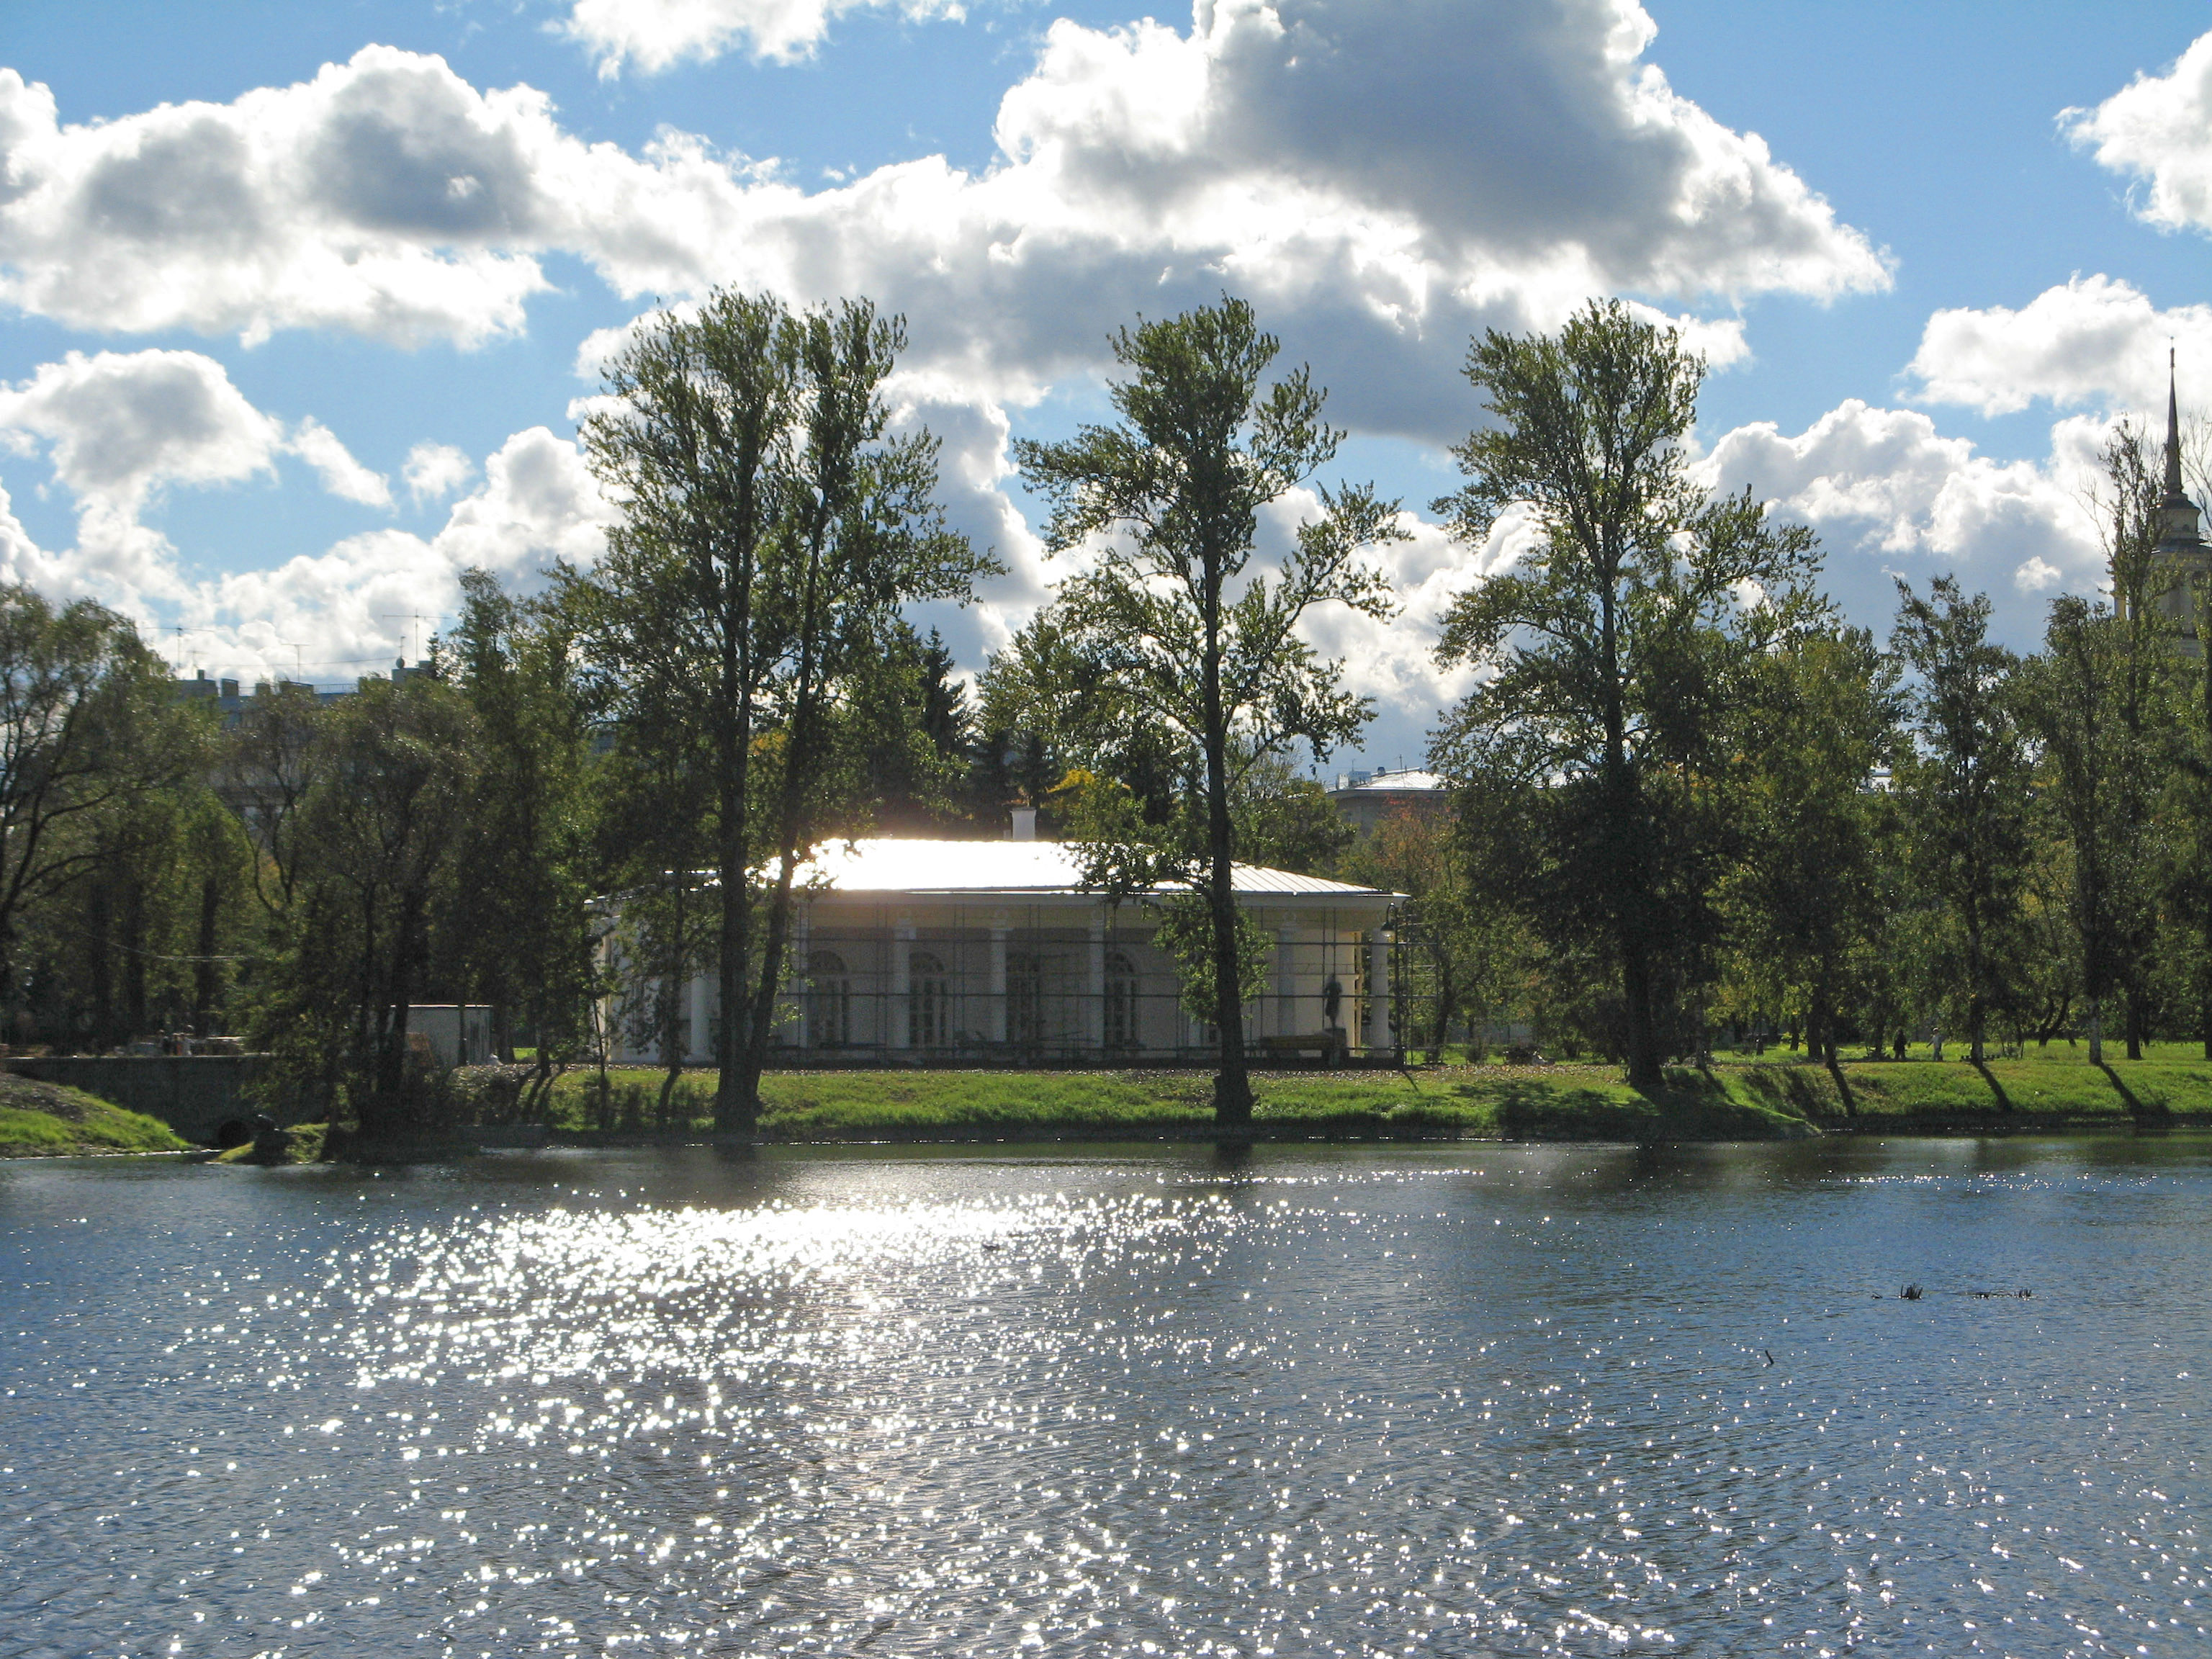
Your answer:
(288, 417), (391, 506)
(1702, 399), (2112, 642)
(0, 349), (390, 601)
(189, 427), (614, 683)
(563, 0), (966, 74)
(403, 440), (476, 505)
(1905, 274), (2212, 417)
(0, 5), (1883, 438)
(2062, 29), (2212, 234)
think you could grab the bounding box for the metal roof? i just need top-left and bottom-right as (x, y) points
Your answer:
(800, 838), (1390, 900)
(1329, 768), (1445, 794)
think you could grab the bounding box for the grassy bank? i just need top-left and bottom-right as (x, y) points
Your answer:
(215, 1122), (328, 1164)
(483, 1046), (2212, 1143)
(0, 1072), (190, 1156)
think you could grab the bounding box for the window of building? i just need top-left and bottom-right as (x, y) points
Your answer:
(909, 950), (948, 1048)
(1104, 949), (1138, 1051)
(809, 950), (850, 1048)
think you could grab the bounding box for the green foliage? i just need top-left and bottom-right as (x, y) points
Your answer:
(1149, 894), (1272, 1024)
(0, 585), (215, 1036)
(1013, 295), (1403, 1121)
(568, 287), (994, 1133)
(1429, 299), (1825, 1085)
(1891, 577), (2034, 1062)
(1344, 804), (1519, 1061)
(240, 674), (480, 1137)
(441, 570), (601, 1076)
(1714, 625), (1899, 1064)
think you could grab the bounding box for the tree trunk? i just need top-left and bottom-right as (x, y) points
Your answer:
(192, 872), (222, 1036)
(86, 878), (112, 1052)
(1619, 931), (1663, 1091)
(122, 878), (148, 1040)
(2203, 902), (2212, 1062)
(1966, 914), (1987, 1064)
(2087, 997), (2103, 1067)
(1200, 547), (1250, 1127)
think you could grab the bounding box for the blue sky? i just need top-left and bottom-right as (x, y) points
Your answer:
(3, 0), (2211, 763)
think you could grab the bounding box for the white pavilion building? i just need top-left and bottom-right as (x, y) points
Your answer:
(603, 828), (1401, 1067)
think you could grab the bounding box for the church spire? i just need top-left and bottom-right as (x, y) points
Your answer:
(2170, 346), (2188, 500)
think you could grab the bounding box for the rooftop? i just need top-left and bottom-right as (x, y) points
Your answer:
(1328, 768), (1444, 794)
(801, 837), (1389, 899)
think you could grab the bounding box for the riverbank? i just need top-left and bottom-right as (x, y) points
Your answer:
(19, 1045), (2206, 1161)
(0, 1071), (190, 1156)
(441, 1045), (2212, 1146)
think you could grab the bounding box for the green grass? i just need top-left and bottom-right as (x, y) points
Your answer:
(215, 1122), (328, 1164)
(530, 1061), (1829, 1141)
(503, 1046), (2212, 1143)
(0, 1072), (191, 1156)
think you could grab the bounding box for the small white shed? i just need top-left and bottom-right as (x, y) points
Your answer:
(406, 1004), (495, 1069)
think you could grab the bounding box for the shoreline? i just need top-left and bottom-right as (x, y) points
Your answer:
(13, 1053), (2212, 1161)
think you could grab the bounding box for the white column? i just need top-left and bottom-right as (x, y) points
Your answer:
(988, 921), (1009, 1044)
(889, 918), (914, 1050)
(688, 971), (711, 1064)
(1366, 927), (1393, 1054)
(1085, 914), (1106, 1050)
(1276, 923), (1298, 1038)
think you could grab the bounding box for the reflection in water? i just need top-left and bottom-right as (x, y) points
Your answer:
(3, 1137), (2210, 1655)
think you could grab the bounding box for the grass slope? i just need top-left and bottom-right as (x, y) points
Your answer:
(0, 1072), (189, 1156)
(508, 1044), (2212, 1143)
(531, 1061), (1821, 1142)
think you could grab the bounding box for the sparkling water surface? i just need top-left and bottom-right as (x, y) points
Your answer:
(1, 1137), (2207, 1657)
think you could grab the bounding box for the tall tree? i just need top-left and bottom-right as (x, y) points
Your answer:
(2022, 597), (2131, 1064)
(575, 289), (799, 1138)
(1014, 297), (1401, 1125)
(0, 589), (194, 1007)
(443, 570), (601, 1108)
(1721, 624), (1899, 1080)
(1429, 300), (1822, 1089)
(736, 300), (992, 1118)
(1891, 577), (2033, 1066)
(572, 290), (989, 1135)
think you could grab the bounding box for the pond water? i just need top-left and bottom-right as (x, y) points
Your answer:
(1, 1137), (2208, 1658)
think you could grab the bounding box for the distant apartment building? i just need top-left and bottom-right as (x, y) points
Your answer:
(1326, 767), (1450, 835)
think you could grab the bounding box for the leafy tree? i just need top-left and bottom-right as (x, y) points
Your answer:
(1345, 804), (1512, 1062)
(1429, 300), (1822, 1089)
(249, 675), (480, 1139)
(1014, 296), (1402, 1125)
(2018, 594), (2171, 1063)
(1719, 624), (1898, 1082)
(0, 588), (197, 1014)
(855, 624), (981, 834)
(443, 570), (601, 1114)
(977, 608), (1187, 830)
(572, 290), (990, 1134)
(572, 289), (797, 1136)
(1232, 752), (1354, 877)
(1891, 577), (2033, 1066)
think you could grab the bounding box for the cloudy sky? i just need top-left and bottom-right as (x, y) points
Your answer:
(4, 0), (2211, 766)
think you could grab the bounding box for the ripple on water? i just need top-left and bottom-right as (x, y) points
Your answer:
(1, 1141), (2208, 1656)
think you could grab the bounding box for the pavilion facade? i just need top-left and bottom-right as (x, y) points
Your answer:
(603, 837), (1402, 1067)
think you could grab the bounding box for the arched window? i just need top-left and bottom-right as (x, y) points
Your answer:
(809, 950), (850, 1049)
(909, 950), (948, 1048)
(1103, 949), (1139, 1051)
(1006, 950), (1044, 1048)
